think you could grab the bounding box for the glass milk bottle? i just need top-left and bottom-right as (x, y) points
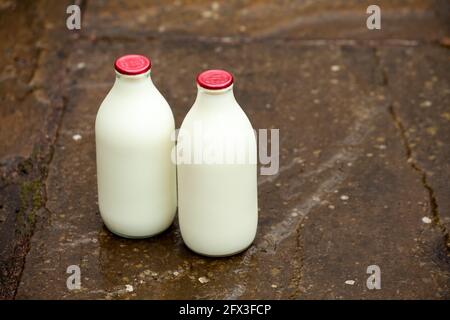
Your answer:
(95, 54), (177, 238)
(177, 69), (258, 256)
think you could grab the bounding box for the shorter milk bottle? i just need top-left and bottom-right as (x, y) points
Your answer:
(177, 69), (258, 256)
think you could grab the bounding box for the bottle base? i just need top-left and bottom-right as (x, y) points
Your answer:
(104, 223), (172, 239)
(185, 241), (254, 258)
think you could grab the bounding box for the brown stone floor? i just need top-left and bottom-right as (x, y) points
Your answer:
(0, 0), (449, 299)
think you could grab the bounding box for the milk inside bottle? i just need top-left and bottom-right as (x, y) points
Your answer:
(177, 69), (258, 256)
(95, 54), (177, 238)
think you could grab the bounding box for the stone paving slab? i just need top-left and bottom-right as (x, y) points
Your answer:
(0, 0), (449, 299)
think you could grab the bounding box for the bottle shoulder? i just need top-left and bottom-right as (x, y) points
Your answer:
(96, 84), (175, 136)
(180, 101), (253, 131)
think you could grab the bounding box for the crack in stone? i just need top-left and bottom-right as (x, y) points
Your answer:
(373, 47), (448, 249)
(39, 95), (69, 216)
(5, 3), (77, 297)
(289, 223), (304, 299)
(9, 0), (90, 299)
(4, 0), (90, 300)
(388, 104), (449, 251)
(10, 94), (68, 300)
(80, 28), (426, 47)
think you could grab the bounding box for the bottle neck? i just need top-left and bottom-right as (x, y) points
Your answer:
(195, 85), (236, 108)
(113, 70), (153, 91)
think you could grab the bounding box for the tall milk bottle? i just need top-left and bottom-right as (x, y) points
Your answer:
(177, 69), (258, 256)
(95, 54), (177, 238)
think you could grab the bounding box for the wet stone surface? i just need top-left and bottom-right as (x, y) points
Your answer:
(0, 1), (449, 299)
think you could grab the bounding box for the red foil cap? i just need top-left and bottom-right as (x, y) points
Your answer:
(197, 69), (234, 90)
(114, 54), (151, 75)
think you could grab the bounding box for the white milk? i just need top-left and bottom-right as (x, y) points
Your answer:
(95, 55), (177, 238)
(177, 70), (258, 256)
